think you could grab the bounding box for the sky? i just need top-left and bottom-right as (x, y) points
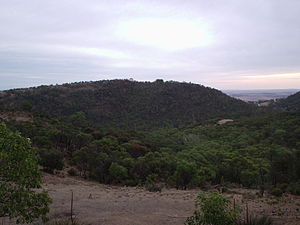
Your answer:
(1, 0), (300, 90)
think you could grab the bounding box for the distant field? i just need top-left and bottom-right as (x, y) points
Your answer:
(223, 89), (300, 102)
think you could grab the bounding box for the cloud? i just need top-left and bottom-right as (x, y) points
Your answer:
(1, 0), (300, 90)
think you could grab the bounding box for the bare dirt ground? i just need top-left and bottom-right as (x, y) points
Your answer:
(39, 174), (300, 225)
(42, 173), (197, 225)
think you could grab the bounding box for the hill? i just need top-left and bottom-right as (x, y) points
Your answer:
(275, 91), (300, 111)
(2, 106), (299, 191)
(0, 79), (256, 129)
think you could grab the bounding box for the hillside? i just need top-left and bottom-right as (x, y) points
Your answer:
(0, 79), (256, 129)
(2, 106), (300, 192)
(275, 91), (300, 111)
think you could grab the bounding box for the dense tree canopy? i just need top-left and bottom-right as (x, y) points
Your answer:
(0, 79), (257, 130)
(1, 109), (299, 195)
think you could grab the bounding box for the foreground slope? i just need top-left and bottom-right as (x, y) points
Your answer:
(0, 79), (255, 129)
(6, 173), (296, 225)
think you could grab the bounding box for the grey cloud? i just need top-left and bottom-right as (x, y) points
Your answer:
(1, 0), (300, 90)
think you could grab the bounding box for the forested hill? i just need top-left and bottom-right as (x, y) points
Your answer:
(275, 91), (300, 111)
(0, 79), (256, 129)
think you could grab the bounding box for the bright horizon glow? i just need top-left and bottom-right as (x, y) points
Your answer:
(204, 72), (300, 90)
(117, 18), (213, 51)
(244, 72), (300, 79)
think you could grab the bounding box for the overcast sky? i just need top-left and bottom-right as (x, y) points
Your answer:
(1, 0), (300, 90)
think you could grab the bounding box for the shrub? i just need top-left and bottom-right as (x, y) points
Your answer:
(145, 174), (162, 192)
(269, 187), (283, 197)
(185, 191), (239, 225)
(67, 168), (77, 176)
(277, 183), (288, 192)
(287, 183), (300, 195)
(146, 182), (163, 192)
(39, 149), (64, 173)
(174, 161), (199, 190)
(108, 162), (128, 184)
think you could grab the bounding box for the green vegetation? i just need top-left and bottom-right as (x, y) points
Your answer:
(39, 148), (64, 173)
(0, 80), (299, 202)
(0, 123), (51, 224)
(0, 79), (256, 130)
(174, 161), (200, 189)
(1, 109), (299, 193)
(275, 91), (300, 111)
(186, 191), (274, 225)
(185, 191), (239, 225)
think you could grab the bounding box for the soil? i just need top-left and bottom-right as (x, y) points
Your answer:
(0, 111), (32, 122)
(39, 173), (300, 225)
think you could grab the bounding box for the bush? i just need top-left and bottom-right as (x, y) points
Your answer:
(269, 187), (283, 197)
(277, 183), (288, 192)
(287, 183), (300, 195)
(185, 191), (239, 225)
(39, 149), (64, 173)
(108, 162), (128, 184)
(174, 161), (199, 190)
(145, 174), (163, 192)
(67, 168), (77, 176)
(146, 182), (163, 192)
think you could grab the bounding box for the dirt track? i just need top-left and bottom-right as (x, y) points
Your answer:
(40, 174), (300, 225)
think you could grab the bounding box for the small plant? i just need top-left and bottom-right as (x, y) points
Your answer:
(269, 187), (283, 197)
(243, 192), (256, 200)
(185, 191), (239, 225)
(108, 162), (128, 184)
(68, 168), (78, 176)
(145, 174), (163, 192)
(277, 183), (288, 192)
(145, 182), (163, 192)
(287, 182), (300, 195)
(39, 149), (64, 174)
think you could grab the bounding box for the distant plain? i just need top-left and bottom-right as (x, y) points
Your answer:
(224, 89), (300, 102)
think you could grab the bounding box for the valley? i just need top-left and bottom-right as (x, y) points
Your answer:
(1, 80), (300, 225)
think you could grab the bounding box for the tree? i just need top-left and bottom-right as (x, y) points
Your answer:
(69, 111), (89, 128)
(72, 147), (95, 177)
(185, 191), (239, 225)
(174, 161), (199, 189)
(109, 162), (128, 184)
(0, 123), (51, 223)
(20, 100), (32, 111)
(39, 149), (64, 174)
